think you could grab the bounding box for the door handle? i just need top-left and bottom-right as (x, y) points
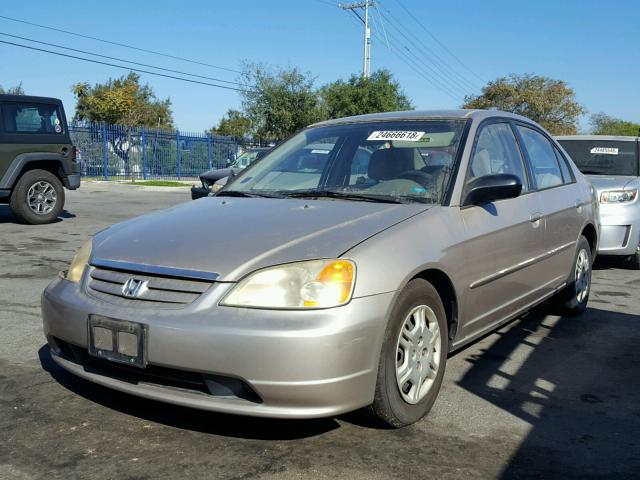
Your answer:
(529, 213), (542, 223)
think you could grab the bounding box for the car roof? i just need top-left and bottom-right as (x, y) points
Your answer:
(0, 94), (64, 105)
(310, 109), (537, 127)
(555, 135), (639, 142)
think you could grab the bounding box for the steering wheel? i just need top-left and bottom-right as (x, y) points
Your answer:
(398, 170), (432, 187)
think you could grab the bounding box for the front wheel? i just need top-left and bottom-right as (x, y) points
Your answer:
(369, 279), (448, 428)
(9, 169), (65, 225)
(555, 235), (592, 316)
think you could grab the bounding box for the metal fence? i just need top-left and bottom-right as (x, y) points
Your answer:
(69, 123), (244, 180)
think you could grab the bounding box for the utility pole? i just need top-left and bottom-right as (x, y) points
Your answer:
(339, 1), (374, 78)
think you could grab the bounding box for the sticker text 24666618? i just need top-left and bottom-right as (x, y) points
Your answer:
(367, 131), (425, 142)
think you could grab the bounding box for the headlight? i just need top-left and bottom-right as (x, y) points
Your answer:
(600, 189), (637, 204)
(65, 239), (92, 283)
(221, 259), (356, 309)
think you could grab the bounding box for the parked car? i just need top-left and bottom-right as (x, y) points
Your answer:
(211, 143), (338, 195)
(190, 147), (269, 199)
(42, 110), (598, 427)
(0, 94), (79, 224)
(556, 135), (639, 269)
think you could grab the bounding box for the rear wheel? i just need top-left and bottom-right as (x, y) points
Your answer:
(370, 279), (448, 428)
(10, 169), (65, 225)
(555, 235), (592, 316)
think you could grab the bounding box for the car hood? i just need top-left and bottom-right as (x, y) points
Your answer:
(587, 175), (639, 194)
(201, 167), (240, 182)
(92, 197), (431, 281)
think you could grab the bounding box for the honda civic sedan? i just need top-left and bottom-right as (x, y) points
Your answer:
(42, 110), (599, 427)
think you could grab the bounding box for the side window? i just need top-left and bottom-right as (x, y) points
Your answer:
(516, 126), (563, 189)
(554, 147), (575, 184)
(467, 122), (529, 192)
(1, 102), (63, 134)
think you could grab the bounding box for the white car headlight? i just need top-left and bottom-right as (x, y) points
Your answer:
(65, 239), (92, 283)
(221, 259), (356, 309)
(600, 189), (637, 204)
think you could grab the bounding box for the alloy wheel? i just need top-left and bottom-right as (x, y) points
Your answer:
(395, 304), (441, 404)
(27, 181), (57, 215)
(575, 248), (590, 304)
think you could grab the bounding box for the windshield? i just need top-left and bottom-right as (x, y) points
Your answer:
(223, 120), (468, 204)
(558, 139), (639, 176)
(232, 150), (262, 168)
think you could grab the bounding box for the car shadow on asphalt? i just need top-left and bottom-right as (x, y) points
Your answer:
(37, 345), (341, 440)
(457, 307), (640, 479)
(0, 206), (76, 224)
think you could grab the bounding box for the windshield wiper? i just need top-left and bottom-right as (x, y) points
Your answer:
(579, 170), (606, 175)
(216, 190), (285, 198)
(282, 190), (408, 204)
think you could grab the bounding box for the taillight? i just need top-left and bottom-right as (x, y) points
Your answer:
(72, 146), (77, 162)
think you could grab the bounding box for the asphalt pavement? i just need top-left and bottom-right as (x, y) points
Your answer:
(1, 182), (639, 479)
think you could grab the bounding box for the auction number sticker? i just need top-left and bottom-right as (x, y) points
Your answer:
(367, 131), (425, 141)
(590, 147), (618, 155)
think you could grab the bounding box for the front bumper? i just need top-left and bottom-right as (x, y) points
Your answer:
(597, 203), (640, 256)
(42, 276), (393, 418)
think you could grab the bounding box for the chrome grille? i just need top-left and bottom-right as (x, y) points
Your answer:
(87, 266), (213, 307)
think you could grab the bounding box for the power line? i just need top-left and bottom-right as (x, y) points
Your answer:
(0, 14), (242, 74)
(368, 27), (462, 101)
(338, 2), (462, 101)
(376, 2), (478, 93)
(0, 32), (243, 87)
(391, 0), (485, 84)
(0, 40), (245, 92)
(367, 10), (467, 99)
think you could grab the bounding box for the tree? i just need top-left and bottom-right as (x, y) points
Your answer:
(590, 113), (640, 136)
(319, 69), (413, 119)
(240, 63), (321, 140)
(0, 82), (25, 95)
(209, 109), (251, 138)
(462, 74), (585, 135)
(72, 72), (172, 128)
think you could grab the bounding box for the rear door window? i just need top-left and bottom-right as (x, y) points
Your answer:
(1, 102), (64, 134)
(516, 125), (563, 189)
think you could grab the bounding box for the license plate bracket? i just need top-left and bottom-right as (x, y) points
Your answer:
(88, 315), (147, 368)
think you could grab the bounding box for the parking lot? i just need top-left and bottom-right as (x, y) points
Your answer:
(1, 182), (639, 479)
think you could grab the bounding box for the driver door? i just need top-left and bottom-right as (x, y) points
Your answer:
(458, 121), (548, 338)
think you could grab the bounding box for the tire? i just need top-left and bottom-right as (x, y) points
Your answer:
(628, 249), (640, 270)
(555, 235), (592, 316)
(369, 278), (449, 428)
(9, 169), (65, 225)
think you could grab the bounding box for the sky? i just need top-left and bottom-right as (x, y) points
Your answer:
(1, 0), (638, 132)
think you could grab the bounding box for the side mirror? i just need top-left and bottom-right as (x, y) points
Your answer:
(463, 174), (522, 206)
(225, 160), (232, 167)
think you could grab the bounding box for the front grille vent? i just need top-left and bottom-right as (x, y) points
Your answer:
(87, 266), (212, 307)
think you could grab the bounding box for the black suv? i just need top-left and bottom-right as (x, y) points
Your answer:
(0, 95), (79, 224)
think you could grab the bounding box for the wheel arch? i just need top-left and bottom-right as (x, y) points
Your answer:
(581, 222), (598, 259)
(0, 154), (66, 190)
(410, 268), (459, 349)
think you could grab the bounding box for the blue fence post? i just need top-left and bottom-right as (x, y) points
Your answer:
(142, 127), (147, 180)
(176, 129), (182, 180)
(102, 123), (108, 180)
(207, 134), (212, 170)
